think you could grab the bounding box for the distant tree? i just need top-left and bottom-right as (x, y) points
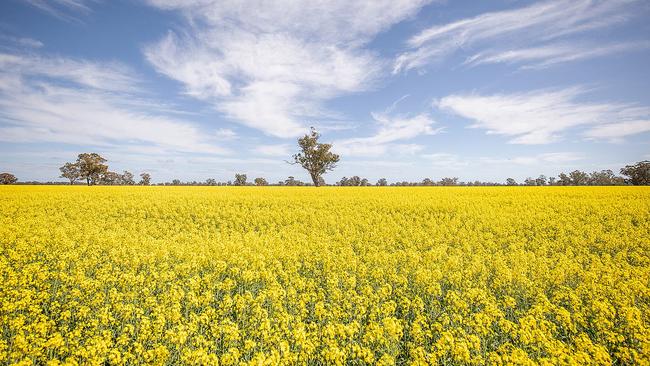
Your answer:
(172, 179), (181, 186)
(291, 127), (339, 187)
(139, 173), (151, 186)
(376, 178), (388, 186)
(100, 171), (121, 185)
(506, 178), (517, 186)
(76, 153), (108, 186)
(557, 173), (572, 186)
(338, 176), (363, 186)
(422, 178), (434, 186)
(588, 170), (623, 186)
(234, 173), (247, 186)
(0, 172), (17, 184)
(548, 177), (557, 186)
(121, 171), (135, 185)
(59, 162), (80, 185)
(439, 177), (458, 186)
(205, 178), (217, 186)
(620, 160), (650, 185)
(284, 176), (303, 186)
(524, 177), (536, 186)
(569, 170), (589, 186)
(254, 177), (268, 186)
(535, 175), (547, 186)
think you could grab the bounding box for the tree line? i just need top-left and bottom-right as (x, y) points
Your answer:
(1, 128), (648, 186)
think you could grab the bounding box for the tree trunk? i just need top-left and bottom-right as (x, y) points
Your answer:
(86, 177), (91, 186)
(310, 172), (320, 187)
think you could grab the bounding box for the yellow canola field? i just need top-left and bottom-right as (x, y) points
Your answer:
(1, 186), (649, 365)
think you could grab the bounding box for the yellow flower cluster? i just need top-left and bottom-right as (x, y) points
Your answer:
(1, 186), (649, 365)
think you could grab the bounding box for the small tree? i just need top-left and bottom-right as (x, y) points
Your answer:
(139, 173), (151, 186)
(439, 177), (458, 186)
(569, 170), (589, 186)
(121, 171), (135, 185)
(291, 127), (339, 187)
(0, 172), (17, 184)
(535, 175), (547, 186)
(76, 153), (108, 186)
(422, 178), (434, 186)
(524, 177), (536, 186)
(557, 173), (572, 186)
(284, 176), (305, 186)
(620, 160), (650, 185)
(172, 179), (181, 186)
(100, 171), (121, 185)
(588, 170), (623, 186)
(206, 178), (216, 186)
(506, 178), (517, 186)
(234, 173), (247, 186)
(376, 178), (388, 186)
(59, 162), (80, 185)
(254, 177), (268, 186)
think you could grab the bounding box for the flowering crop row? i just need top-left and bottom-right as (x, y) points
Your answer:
(1, 186), (649, 365)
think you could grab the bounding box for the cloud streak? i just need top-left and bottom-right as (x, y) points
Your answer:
(394, 0), (642, 73)
(335, 111), (442, 156)
(437, 87), (650, 144)
(0, 52), (229, 155)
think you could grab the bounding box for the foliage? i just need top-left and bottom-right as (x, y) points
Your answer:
(59, 163), (80, 185)
(0, 172), (18, 184)
(1, 186), (649, 365)
(621, 160), (650, 185)
(254, 178), (268, 186)
(337, 176), (369, 186)
(292, 127), (339, 187)
(74, 153), (108, 186)
(121, 171), (135, 186)
(234, 174), (247, 186)
(140, 173), (152, 186)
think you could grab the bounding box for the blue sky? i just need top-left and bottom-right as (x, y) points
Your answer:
(1, 0), (649, 184)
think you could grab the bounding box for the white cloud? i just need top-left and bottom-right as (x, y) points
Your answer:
(585, 120), (650, 142)
(394, 0), (641, 73)
(464, 41), (650, 69)
(421, 153), (469, 169)
(0, 53), (138, 92)
(24, 0), (95, 22)
(144, 0), (431, 138)
(0, 35), (44, 48)
(0, 52), (228, 155)
(437, 87), (650, 144)
(335, 112), (442, 156)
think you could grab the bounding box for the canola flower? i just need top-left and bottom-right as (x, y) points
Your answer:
(0, 186), (649, 365)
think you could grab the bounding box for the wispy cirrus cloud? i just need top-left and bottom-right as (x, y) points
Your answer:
(585, 120), (650, 142)
(23, 0), (97, 22)
(437, 87), (650, 144)
(464, 41), (650, 69)
(394, 0), (643, 73)
(144, 0), (431, 138)
(0, 53), (138, 92)
(335, 111), (442, 157)
(0, 52), (229, 154)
